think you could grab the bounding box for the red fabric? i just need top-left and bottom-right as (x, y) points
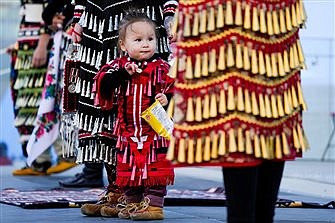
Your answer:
(93, 60), (122, 110)
(117, 152), (174, 187)
(94, 56), (175, 187)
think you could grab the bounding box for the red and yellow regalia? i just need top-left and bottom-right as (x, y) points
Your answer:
(167, 0), (308, 167)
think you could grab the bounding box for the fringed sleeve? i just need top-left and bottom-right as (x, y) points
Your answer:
(93, 60), (130, 110)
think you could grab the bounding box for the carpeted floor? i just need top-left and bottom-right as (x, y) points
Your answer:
(1, 187), (333, 209)
(0, 187), (226, 208)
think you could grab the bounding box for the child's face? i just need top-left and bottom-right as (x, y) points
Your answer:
(120, 21), (157, 61)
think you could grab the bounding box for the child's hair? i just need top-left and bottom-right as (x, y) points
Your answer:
(118, 9), (157, 49)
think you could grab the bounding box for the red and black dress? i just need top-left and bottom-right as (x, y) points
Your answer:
(93, 55), (175, 187)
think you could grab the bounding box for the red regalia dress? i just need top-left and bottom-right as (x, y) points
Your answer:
(93, 55), (175, 187)
(167, 0), (309, 167)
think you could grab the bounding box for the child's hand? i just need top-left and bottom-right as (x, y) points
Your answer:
(125, 62), (139, 75)
(155, 93), (168, 106)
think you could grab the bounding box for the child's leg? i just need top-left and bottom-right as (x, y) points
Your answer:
(143, 185), (167, 208)
(123, 186), (145, 204)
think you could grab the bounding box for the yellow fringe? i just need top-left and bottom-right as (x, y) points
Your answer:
(183, 13), (191, 37)
(286, 7), (292, 31)
(264, 94), (272, 118)
(228, 128), (237, 153)
(251, 49), (258, 74)
(227, 85), (236, 111)
(203, 94), (210, 119)
(166, 137), (175, 160)
(254, 134), (261, 158)
(245, 130), (253, 154)
(297, 124), (307, 152)
(237, 87), (244, 111)
(227, 43), (235, 67)
(243, 45), (250, 70)
(207, 6), (215, 31)
(218, 131), (227, 155)
(244, 89), (252, 114)
(185, 56), (193, 79)
(167, 97), (174, 118)
(195, 137), (203, 163)
(251, 91), (260, 116)
(210, 93), (218, 118)
(209, 48), (217, 73)
(271, 53), (278, 77)
(202, 52), (209, 76)
(216, 3), (224, 28)
(272, 10), (280, 35)
(194, 54), (201, 78)
(260, 135), (269, 159)
(192, 11), (199, 36)
(258, 50), (266, 75)
(266, 10), (274, 35)
(235, 1), (242, 26)
(259, 93), (266, 117)
(203, 135), (211, 161)
(275, 135), (282, 159)
(237, 127), (244, 152)
(187, 138), (195, 164)
(244, 3), (251, 30)
(177, 138), (186, 163)
(225, 0), (233, 25)
(252, 6), (260, 31)
(218, 45), (226, 70)
(279, 8), (287, 33)
(199, 8), (207, 33)
(195, 96), (202, 122)
(219, 89), (227, 114)
(186, 97), (194, 122)
(282, 132), (291, 155)
(271, 94), (279, 118)
(211, 132), (219, 158)
(259, 7), (267, 33)
(235, 43), (243, 69)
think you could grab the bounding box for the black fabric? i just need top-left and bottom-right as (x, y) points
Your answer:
(100, 68), (130, 101)
(82, 162), (104, 179)
(222, 161), (285, 223)
(21, 142), (28, 158)
(59, 163), (104, 188)
(59, 173), (104, 188)
(42, 0), (74, 28)
(42, 0), (74, 27)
